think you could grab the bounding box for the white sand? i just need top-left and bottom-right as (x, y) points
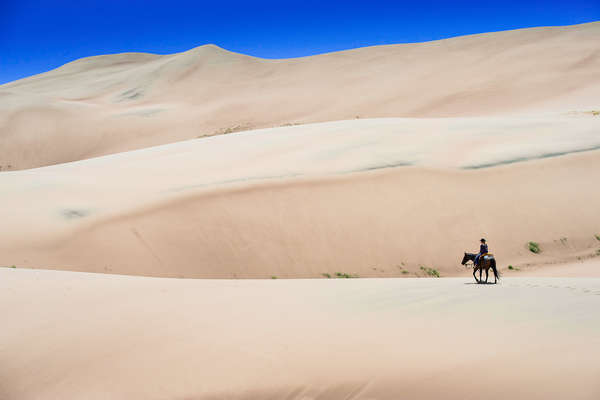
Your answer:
(1, 267), (599, 399)
(1, 117), (599, 277)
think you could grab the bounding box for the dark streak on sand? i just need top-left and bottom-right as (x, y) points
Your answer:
(61, 209), (90, 219)
(462, 145), (600, 169)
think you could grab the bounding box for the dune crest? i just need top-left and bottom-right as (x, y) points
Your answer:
(1, 22), (599, 170)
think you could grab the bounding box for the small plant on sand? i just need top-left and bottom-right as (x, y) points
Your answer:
(271, 276), (277, 279)
(528, 241), (540, 254)
(594, 234), (600, 241)
(419, 265), (440, 277)
(322, 273), (331, 278)
(401, 270), (409, 274)
(508, 265), (520, 271)
(591, 110), (600, 116)
(335, 272), (358, 279)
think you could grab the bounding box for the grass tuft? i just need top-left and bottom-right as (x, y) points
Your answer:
(595, 234), (600, 241)
(322, 273), (331, 279)
(528, 241), (540, 253)
(335, 272), (359, 279)
(419, 265), (440, 277)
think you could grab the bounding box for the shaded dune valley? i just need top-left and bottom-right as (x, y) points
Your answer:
(1, 22), (600, 400)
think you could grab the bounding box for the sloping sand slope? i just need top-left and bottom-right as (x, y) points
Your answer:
(1, 117), (599, 277)
(1, 268), (599, 399)
(1, 22), (599, 170)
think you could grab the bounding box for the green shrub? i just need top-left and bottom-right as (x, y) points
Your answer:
(419, 265), (440, 277)
(528, 241), (540, 253)
(322, 273), (331, 278)
(271, 276), (277, 279)
(594, 234), (600, 241)
(335, 272), (358, 279)
(401, 270), (409, 274)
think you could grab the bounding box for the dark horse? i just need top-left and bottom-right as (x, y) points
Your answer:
(461, 252), (500, 284)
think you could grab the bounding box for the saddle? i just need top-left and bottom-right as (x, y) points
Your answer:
(482, 253), (494, 260)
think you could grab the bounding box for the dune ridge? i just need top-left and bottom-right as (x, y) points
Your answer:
(1, 131), (599, 277)
(1, 22), (599, 170)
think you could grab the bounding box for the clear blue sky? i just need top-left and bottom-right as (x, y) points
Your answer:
(1, 0), (598, 84)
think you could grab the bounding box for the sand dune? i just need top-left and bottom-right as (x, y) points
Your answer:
(2, 22), (600, 400)
(1, 22), (599, 170)
(1, 116), (599, 277)
(1, 267), (599, 399)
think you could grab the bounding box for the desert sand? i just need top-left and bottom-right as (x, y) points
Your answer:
(1, 22), (600, 399)
(1, 116), (599, 278)
(1, 267), (599, 399)
(1, 22), (599, 170)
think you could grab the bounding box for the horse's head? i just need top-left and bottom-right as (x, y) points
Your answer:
(461, 252), (469, 265)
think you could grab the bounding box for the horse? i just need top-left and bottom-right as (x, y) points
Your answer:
(461, 252), (500, 284)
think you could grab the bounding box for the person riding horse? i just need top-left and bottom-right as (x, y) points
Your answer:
(475, 238), (488, 267)
(461, 239), (499, 283)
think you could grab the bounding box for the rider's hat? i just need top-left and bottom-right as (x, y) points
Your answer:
(480, 238), (486, 242)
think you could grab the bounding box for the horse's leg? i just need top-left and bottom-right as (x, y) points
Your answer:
(485, 267), (489, 283)
(473, 268), (478, 283)
(479, 268), (482, 284)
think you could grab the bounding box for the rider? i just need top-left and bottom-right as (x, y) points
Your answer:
(475, 238), (488, 266)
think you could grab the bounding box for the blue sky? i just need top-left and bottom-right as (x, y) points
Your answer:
(0, 0), (598, 84)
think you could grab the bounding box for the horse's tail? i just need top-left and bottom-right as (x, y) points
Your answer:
(491, 258), (500, 281)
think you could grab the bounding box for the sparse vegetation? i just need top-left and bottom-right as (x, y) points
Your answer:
(419, 265), (440, 277)
(528, 241), (540, 253)
(508, 265), (520, 271)
(559, 237), (568, 245)
(591, 110), (600, 116)
(595, 234), (600, 241)
(271, 276), (277, 279)
(335, 272), (359, 279)
(214, 124), (252, 135)
(322, 273), (331, 278)
(397, 264), (409, 275)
